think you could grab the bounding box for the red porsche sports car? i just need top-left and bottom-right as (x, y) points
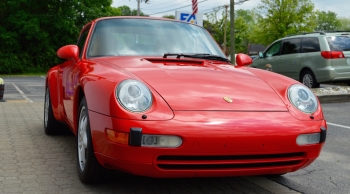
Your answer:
(45, 16), (327, 184)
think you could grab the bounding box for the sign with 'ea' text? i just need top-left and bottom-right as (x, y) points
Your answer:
(175, 11), (203, 27)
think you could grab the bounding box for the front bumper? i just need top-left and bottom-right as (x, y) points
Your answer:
(89, 110), (327, 178)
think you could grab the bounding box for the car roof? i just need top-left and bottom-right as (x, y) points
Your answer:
(284, 31), (350, 39)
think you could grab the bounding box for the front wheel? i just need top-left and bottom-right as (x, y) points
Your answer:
(301, 70), (320, 88)
(77, 97), (107, 184)
(44, 87), (60, 135)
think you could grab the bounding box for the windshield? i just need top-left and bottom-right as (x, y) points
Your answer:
(327, 35), (350, 51)
(87, 18), (225, 57)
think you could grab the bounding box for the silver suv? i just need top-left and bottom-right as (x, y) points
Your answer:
(251, 31), (350, 88)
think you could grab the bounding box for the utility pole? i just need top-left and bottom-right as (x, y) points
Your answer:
(137, 0), (140, 16)
(230, 0), (235, 64)
(136, 0), (149, 16)
(223, 5), (229, 54)
(230, 0), (248, 64)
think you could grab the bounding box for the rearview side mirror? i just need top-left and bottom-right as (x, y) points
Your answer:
(57, 45), (79, 61)
(235, 53), (252, 67)
(258, 52), (264, 58)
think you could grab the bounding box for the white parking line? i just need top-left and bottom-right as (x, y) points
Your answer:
(327, 122), (350, 129)
(41, 76), (46, 78)
(12, 83), (33, 103)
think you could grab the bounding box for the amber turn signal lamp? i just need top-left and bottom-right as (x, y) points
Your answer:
(106, 129), (129, 144)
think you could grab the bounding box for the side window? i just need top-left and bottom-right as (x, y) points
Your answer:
(281, 38), (301, 55)
(301, 37), (320, 53)
(77, 27), (90, 58)
(265, 41), (281, 57)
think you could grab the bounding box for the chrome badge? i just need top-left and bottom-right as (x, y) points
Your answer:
(223, 97), (233, 103)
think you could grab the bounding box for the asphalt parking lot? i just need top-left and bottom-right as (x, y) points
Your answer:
(0, 76), (301, 193)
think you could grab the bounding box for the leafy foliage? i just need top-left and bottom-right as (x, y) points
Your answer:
(118, 5), (148, 16)
(339, 17), (350, 31)
(315, 11), (341, 31)
(253, 0), (316, 46)
(162, 15), (175, 19)
(204, 9), (258, 54)
(0, 0), (117, 74)
(0, 0), (348, 74)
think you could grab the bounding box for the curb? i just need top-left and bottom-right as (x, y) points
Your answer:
(316, 94), (350, 103)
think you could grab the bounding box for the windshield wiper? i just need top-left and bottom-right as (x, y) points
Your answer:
(163, 53), (230, 62)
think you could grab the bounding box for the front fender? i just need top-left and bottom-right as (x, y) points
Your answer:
(81, 75), (174, 121)
(246, 67), (324, 121)
(46, 67), (64, 122)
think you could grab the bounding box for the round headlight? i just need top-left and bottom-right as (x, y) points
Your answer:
(116, 80), (153, 112)
(288, 84), (318, 113)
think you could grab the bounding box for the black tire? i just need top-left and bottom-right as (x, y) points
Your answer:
(300, 70), (320, 88)
(77, 97), (108, 184)
(44, 87), (60, 135)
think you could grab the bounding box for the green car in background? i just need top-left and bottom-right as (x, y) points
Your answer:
(251, 31), (350, 88)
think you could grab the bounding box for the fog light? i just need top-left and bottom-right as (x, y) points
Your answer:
(106, 129), (129, 144)
(296, 133), (321, 145)
(141, 135), (182, 147)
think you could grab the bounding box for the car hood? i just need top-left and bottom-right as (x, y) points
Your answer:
(97, 57), (288, 111)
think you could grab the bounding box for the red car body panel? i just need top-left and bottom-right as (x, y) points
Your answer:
(96, 57), (288, 111)
(46, 16), (327, 178)
(88, 110), (325, 177)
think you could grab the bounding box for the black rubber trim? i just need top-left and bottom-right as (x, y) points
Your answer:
(320, 126), (327, 143)
(129, 128), (142, 146)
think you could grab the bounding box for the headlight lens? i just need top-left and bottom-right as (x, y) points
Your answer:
(116, 80), (152, 112)
(288, 84), (318, 113)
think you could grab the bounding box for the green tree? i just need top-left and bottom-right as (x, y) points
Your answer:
(204, 8), (225, 48)
(234, 9), (259, 53)
(0, 0), (118, 74)
(117, 5), (148, 16)
(339, 17), (350, 31)
(162, 15), (175, 19)
(204, 8), (257, 54)
(315, 11), (341, 31)
(253, 0), (316, 46)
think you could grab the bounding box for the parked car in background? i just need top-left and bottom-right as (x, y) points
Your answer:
(251, 31), (350, 88)
(250, 55), (258, 60)
(45, 16), (327, 184)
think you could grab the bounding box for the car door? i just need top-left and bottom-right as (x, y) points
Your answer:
(60, 27), (90, 125)
(276, 38), (302, 80)
(251, 41), (282, 72)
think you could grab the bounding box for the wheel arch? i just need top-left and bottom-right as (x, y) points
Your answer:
(73, 85), (85, 136)
(46, 67), (63, 121)
(299, 67), (315, 82)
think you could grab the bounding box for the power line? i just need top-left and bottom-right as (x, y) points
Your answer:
(148, 0), (209, 15)
(141, 0), (189, 10)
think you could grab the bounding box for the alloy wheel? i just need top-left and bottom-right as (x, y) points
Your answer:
(78, 106), (88, 172)
(303, 74), (313, 88)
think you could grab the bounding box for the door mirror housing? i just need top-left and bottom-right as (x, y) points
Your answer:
(258, 51), (264, 58)
(236, 53), (253, 67)
(57, 45), (79, 61)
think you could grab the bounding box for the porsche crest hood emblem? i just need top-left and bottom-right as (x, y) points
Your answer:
(223, 97), (233, 103)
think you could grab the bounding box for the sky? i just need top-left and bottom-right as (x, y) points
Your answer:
(112, 0), (350, 18)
